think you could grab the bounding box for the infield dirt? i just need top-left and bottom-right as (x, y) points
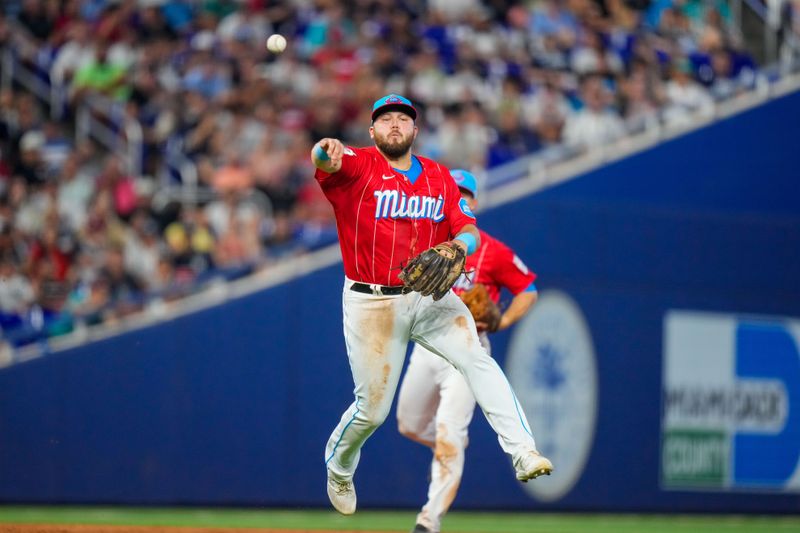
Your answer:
(0, 525), (394, 533)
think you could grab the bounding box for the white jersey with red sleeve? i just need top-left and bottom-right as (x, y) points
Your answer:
(315, 146), (476, 286)
(452, 229), (536, 303)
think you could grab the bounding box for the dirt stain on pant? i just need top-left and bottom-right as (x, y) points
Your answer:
(454, 315), (475, 347)
(359, 301), (395, 410)
(434, 423), (462, 510)
(434, 424), (458, 477)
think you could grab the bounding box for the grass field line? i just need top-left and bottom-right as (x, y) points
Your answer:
(0, 507), (799, 533)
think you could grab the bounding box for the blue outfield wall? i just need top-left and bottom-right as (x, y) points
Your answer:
(1, 91), (800, 511)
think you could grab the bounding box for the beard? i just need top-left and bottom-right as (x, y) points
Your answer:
(374, 130), (414, 158)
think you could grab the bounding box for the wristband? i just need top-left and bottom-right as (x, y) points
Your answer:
(455, 232), (477, 255)
(313, 144), (330, 161)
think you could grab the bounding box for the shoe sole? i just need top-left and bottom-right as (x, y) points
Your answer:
(327, 485), (356, 515)
(328, 494), (356, 515)
(517, 465), (553, 482)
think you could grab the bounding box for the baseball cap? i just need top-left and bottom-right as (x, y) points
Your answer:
(451, 169), (478, 197)
(371, 94), (417, 122)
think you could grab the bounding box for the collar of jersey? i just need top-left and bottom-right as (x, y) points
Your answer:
(392, 155), (422, 184)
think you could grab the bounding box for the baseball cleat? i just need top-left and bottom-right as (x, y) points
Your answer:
(411, 524), (432, 533)
(513, 451), (554, 482)
(327, 471), (357, 515)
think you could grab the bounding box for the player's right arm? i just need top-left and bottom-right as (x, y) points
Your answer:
(491, 239), (538, 331)
(495, 289), (537, 331)
(311, 138), (344, 174)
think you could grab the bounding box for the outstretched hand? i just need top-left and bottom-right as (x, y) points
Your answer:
(313, 138), (345, 172)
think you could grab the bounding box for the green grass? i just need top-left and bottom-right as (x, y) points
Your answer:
(0, 507), (798, 532)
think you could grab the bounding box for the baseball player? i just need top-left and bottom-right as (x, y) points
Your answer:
(396, 170), (539, 533)
(311, 94), (552, 516)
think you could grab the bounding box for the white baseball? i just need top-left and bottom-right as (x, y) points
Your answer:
(266, 34), (287, 54)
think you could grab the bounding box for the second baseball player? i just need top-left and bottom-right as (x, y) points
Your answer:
(396, 170), (540, 533)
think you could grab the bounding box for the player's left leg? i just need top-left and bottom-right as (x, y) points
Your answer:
(415, 361), (477, 533)
(410, 292), (552, 480)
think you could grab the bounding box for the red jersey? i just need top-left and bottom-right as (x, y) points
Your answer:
(452, 230), (536, 303)
(315, 146), (475, 286)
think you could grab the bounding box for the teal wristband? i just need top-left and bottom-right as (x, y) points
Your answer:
(456, 232), (477, 255)
(313, 145), (330, 161)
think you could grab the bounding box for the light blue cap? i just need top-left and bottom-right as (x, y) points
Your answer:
(451, 169), (478, 197)
(371, 94), (417, 122)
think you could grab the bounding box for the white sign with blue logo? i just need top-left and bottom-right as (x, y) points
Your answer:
(505, 290), (598, 501)
(662, 310), (800, 492)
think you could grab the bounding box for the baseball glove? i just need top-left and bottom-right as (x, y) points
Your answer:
(399, 241), (467, 301)
(460, 283), (501, 332)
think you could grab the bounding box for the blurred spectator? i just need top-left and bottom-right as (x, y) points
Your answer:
(563, 75), (626, 150)
(213, 210), (261, 268)
(488, 107), (541, 168)
(533, 33), (571, 70)
(0, 254), (35, 328)
(40, 120), (72, 174)
(182, 54), (231, 102)
(663, 58), (715, 126)
(7, 92), (45, 168)
(17, 0), (55, 44)
(216, 0), (272, 46)
(530, 0), (579, 51)
(0, 147), (10, 190)
(705, 48), (756, 100)
(50, 20), (95, 86)
(57, 153), (94, 232)
(571, 31), (624, 76)
(620, 60), (663, 132)
(70, 40), (131, 103)
(98, 155), (139, 220)
(134, 3), (177, 43)
(429, 0), (484, 22)
(438, 102), (491, 169)
(211, 153), (253, 193)
(781, 1), (800, 68)
(123, 210), (162, 288)
(15, 130), (48, 186)
(162, 205), (216, 276)
(65, 275), (109, 327)
(658, 6), (696, 55)
(28, 223), (73, 284)
(523, 73), (571, 134)
(292, 177), (338, 252)
(98, 245), (144, 321)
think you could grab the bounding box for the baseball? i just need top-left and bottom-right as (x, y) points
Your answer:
(266, 34), (287, 54)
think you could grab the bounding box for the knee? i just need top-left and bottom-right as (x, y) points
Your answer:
(359, 404), (391, 428)
(398, 417), (436, 447)
(435, 421), (469, 453)
(398, 419), (420, 440)
(396, 401), (429, 439)
(434, 433), (465, 464)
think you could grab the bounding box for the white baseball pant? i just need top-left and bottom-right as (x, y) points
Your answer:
(395, 333), (489, 533)
(324, 278), (538, 488)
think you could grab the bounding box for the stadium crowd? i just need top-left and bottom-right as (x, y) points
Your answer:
(0, 0), (789, 349)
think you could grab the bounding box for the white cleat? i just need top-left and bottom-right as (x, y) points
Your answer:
(513, 451), (554, 482)
(327, 472), (357, 515)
